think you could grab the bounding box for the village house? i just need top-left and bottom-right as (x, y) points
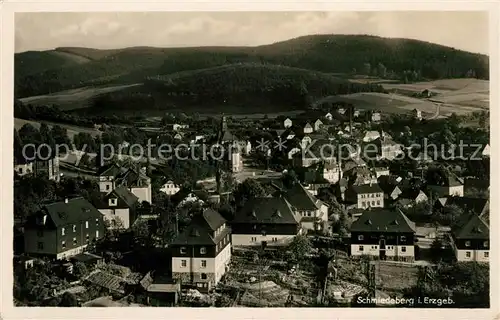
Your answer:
(96, 186), (139, 229)
(427, 169), (464, 197)
(284, 118), (293, 128)
(325, 112), (333, 121)
(160, 180), (181, 196)
(33, 158), (61, 182)
(346, 183), (385, 209)
(165, 123), (189, 132)
(281, 183), (329, 232)
(24, 197), (105, 260)
(170, 208), (231, 293)
(412, 108), (422, 120)
(172, 189), (207, 208)
(97, 164), (153, 204)
(350, 208), (417, 262)
(371, 112), (381, 122)
(314, 119), (324, 131)
(14, 160), (33, 177)
(303, 123), (314, 134)
(450, 214), (489, 263)
(374, 167), (390, 178)
(232, 197), (302, 247)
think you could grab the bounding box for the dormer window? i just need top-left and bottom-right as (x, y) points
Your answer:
(400, 236), (406, 242)
(465, 241), (471, 247)
(180, 247), (187, 254)
(200, 247), (206, 254)
(73, 225), (76, 232)
(484, 241), (489, 247)
(61, 227), (66, 236)
(358, 235), (364, 241)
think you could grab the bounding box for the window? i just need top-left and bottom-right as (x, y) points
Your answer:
(201, 273), (207, 280)
(359, 246), (364, 251)
(73, 225), (76, 232)
(371, 201), (375, 206)
(361, 201), (366, 207)
(465, 241), (471, 247)
(180, 247), (187, 254)
(19, 168), (23, 174)
(251, 237), (257, 242)
(61, 227), (65, 236)
(401, 246), (406, 252)
(358, 235), (364, 241)
(85, 221), (89, 229)
(307, 212), (311, 217)
(106, 185), (110, 190)
(96, 230), (99, 238)
(200, 247), (206, 254)
(377, 200), (380, 205)
(201, 260), (207, 268)
(181, 260), (187, 267)
(86, 234), (90, 243)
(37, 230), (44, 237)
(62, 241), (66, 249)
(466, 251), (471, 258)
(110, 198), (117, 205)
(73, 237), (77, 245)
(37, 242), (44, 250)
(484, 252), (489, 258)
(96, 218), (99, 226)
(400, 236), (406, 242)
(484, 241), (489, 248)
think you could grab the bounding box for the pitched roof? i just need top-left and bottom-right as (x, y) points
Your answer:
(27, 197), (102, 228)
(98, 163), (126, 177)
(117, 168), (150, 188)
(350, 184), (383, 194)
(350, 208), (416, 233)
(233, 197), (300, 224)
(111, 186), (139, 207)
(282, 183), (322, 210)
(439, 197), (489, 215)
(452, 214), (489, 239)
(171, 209), (227, 246)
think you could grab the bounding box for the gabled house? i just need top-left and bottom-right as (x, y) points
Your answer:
(33, 158), (61, 182)
(171, 189), (207, 208)
(281, 183), (329, 231)
(371, 136), (403, 160)
(14, 160), (33, 177)
(346, 184), (384, 209)
(451, 214), (489, 263)
(97, 186), (139, 229)
(427, 168), (464, 197)
(412, 108), (422, 120)
(284, 118), (293, 128)
(350, 208), (416, 262)
(303, 123), (314, 134)
(97, 164), (152, 203)
(160, 180), (181, 196)
(314, 119), (324, 131)
(371, 112), (381, 122)
(171, 209), (231, 293)
(24, 197), (105, 260)
(325, 112), (333, 121)
(232, 197), (302, 247)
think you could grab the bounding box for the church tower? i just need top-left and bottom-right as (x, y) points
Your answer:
(221, 115), (228, 133)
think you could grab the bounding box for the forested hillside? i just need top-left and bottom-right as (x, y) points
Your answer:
(15, 34), (488, 99)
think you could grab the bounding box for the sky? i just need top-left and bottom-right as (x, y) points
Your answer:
(15, 11), (489, 54)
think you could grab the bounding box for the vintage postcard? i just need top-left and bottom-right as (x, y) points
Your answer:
(1, 2), (498, 320)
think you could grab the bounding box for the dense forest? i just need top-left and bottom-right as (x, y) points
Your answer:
(15, 34), (488, 98)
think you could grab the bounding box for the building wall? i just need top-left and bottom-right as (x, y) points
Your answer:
(284, 119), (292, 128)
(56, 244), (88, 260)
(324, 168), (340, 184)
(131, 185), (152, 204)
(25, 229), (57, 256)
(455, 249), (489, 263)
(14, 163), (33, 176)
(357, 193), (384, 209)
(350, 244), (415, 260)
(429, 185), (464, 197)
(232, 234), (295, 247)
(214, 243), (231, 284)
(161, 184), (181, 195)
(99, 181), (114, 193)
(99, 208), (131, 229)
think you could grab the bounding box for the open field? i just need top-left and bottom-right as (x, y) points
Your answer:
(14, 118), (101, 140)
(19, 84), (143, 111)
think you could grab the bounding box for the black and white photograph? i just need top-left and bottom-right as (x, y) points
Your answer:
(2, 5), (497, 317)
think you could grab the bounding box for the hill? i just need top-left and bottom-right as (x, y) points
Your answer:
(15, 34), (489, 98)
(75, 63), (385, 115)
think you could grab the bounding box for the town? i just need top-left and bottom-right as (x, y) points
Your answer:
(13, 97), (490, 307)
